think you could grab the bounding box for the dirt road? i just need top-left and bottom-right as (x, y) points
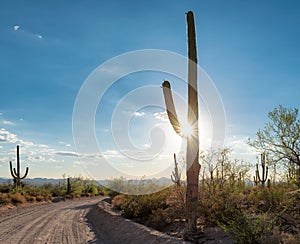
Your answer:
(0, 197), (102, 244)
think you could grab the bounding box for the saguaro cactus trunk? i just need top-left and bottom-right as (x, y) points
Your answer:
(162, 11), (200, 234)
(9, 145), (29, 187)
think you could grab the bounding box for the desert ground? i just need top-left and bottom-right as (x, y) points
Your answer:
(0, 198), (100, 243)
(0, 197), (188, 244)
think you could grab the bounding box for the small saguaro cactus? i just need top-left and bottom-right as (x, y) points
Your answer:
(162, 11), (200, 234)
(9, 145), (29, 187)
(67, 177), (71, 194)
(171, 153), (181, 187)
(255, 152), (269, 187)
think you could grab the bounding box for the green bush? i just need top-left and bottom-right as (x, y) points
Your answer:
(219, 207), (275, 244)
(120, 190), (169, 220)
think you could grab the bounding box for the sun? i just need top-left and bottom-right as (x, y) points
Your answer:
(181, 121), (195, 138)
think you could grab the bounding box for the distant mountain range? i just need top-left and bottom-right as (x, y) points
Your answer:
(0, 177), (173, 187)
(0, 178), (62, 186)
(1, 177), (256, 187)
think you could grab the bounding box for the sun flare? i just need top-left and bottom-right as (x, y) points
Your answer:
(181, 121), (194, 138)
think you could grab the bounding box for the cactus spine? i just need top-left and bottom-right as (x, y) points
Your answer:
(9, 145), (29, 187)
(162, 11), (200, 234)
(256, 152), (269, 187)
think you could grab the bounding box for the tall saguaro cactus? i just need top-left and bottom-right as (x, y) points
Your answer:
(256, 152), (269, 187)
(162, 11), (200, 234)
(9, 145), (29, 187)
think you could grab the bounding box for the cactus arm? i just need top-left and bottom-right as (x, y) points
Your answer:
(171, 174), (175, 183)
(162, 81), (182, 136)
(21, 167), (29, 179)
(17, 145), (20, 177)
(256, 164), (262, 182)
(13, 168), (19, 178)
(9, 161), (17, 178)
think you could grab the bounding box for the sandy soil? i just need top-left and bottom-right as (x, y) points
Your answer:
(0, 197), (100, 244)
(0, 197), (187, 244)
(87, 200), (189, 244)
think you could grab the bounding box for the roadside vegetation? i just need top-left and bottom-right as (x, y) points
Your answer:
(0, 176), (102, 206)
(105, 105), (300, 243)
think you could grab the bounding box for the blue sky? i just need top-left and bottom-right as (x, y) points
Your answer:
(0, 0), (299, 179)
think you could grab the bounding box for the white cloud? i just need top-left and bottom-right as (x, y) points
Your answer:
(227, 136), (257, 162)
(153, 111), (168, 122)
(82, 154), (103, 159)
(103, 150), (123, 158)
(54, 151), (78, 157)
(133, 111), (145, 117)
(26, 155), (46, 162)
(0, 128), (18, 143)
(0, 113), (3, 116)
(55, 151), (103, 159)
(3, 120), (15, 126)
(59, 141), (72, 147)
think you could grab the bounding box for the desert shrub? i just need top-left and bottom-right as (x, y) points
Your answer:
(198, 181), (248, 223)
(23, 186), (51, 201)
(51, 184), (65, 196)
(112, 194), (125, 210)
(87, 182), (99, 195)
(36, 195), (44, 202)
(247, 184), (292, 213)
(146, 208), (170, 231)
(73, 186), (84, 197)
(165, 185), (186, 220)
(101, 186), (119, 198)
(0, 193), (12, 204)
(120, 189), (169, 222)
(0, 183), (13, 193)
(25, 195), (36, 202)
(219, 207), (275, 244)
(117, 189), (171, 231)
(10, 192), (26, 204)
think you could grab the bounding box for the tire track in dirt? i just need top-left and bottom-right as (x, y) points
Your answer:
(0, 197), (102, 244)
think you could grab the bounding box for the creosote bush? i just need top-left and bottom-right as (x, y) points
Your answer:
(113, 190), (170, 230)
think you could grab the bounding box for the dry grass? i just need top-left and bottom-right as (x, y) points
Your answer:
(0, 193), (12, 204)
(10, 192), (26, 204)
